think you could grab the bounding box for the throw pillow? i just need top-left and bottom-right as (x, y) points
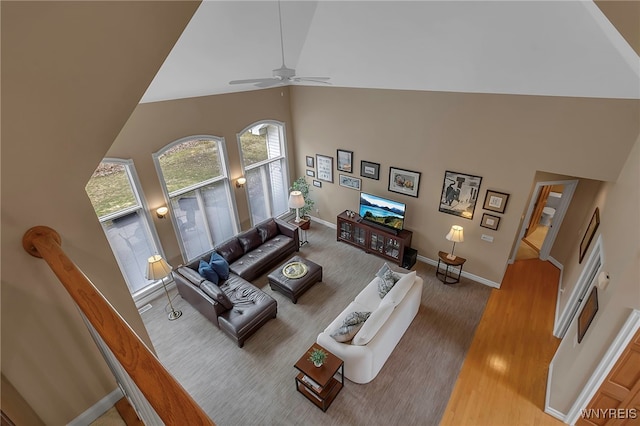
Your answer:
(209, 252), (230, 280)
(352, 302), (395, 346)
(376, 263), (400, 298)
(198, 259), (219, 285)
(330, 311), (371, 343)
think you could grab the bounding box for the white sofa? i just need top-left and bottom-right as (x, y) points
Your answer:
(317, 269), (423, 384)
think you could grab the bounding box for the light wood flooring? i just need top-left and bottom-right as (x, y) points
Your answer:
(441, 258), (564, 426)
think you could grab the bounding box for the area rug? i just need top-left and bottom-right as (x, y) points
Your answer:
(141, 221), (491, 426)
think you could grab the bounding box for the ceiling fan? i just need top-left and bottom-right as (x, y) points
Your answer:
(229, 1), (331, 88)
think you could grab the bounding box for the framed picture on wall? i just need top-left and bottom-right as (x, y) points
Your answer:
(579, 207), (600, 263)
(306, 156), (314, 168)
(316, 154), (334, 183)
(577, 286), (598, 343)
(483, 190), (510, 214)
(337, 149), (353, 173)
(313, 180), (322, 188)
(339, 174), (361, 190)
(438, 170), (482, 219)
(306, 169), (315, 177)
(480, 213), (501, 230)
(388, 167), (421, 197)
(360, 160), (380, 180)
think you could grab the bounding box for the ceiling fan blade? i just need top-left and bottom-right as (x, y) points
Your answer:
(254, 79), (283, 88)
(229, 78), (276, 85)
(293, 77), (332, 85)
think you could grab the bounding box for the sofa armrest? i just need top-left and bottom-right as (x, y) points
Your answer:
(275, 218), (299, 248)
(176, 266), (205, 287)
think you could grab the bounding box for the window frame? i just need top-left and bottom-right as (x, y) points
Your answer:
(88, 158), (165, 302)
(237, 120), (291, 226)
(152, 135), (240, 262)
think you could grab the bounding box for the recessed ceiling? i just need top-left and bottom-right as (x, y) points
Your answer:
(141, 1), (640, 103)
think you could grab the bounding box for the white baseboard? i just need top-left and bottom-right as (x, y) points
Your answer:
(309, 215), (335, 229)
(67, 387), (123, 426)
(418, 254), (501, 288)
(545, 360), (568, 422)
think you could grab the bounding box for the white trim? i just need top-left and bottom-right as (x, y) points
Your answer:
(309, 215), (335, 229)
(565, 309), (640, 425)
(510, 179), (578, 263)
(545, 360), (568, 422)
(553, 235), (603, 338)
(67, 388), (123, 426)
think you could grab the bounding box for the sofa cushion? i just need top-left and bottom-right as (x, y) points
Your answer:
(383, 271), (417, 306)
(215, 238), (244, 264)
(352, 302), (395, 346)
(198, 260), (219, 284)
(257, 218), (279, 242)
(237, 228), (262, 253)
(200, 280), (233, 310)
(354, 277), (384, 311)
(376, 263), (400, 298)
(209, 252), (230, 280)
(330, 311), (371, 343)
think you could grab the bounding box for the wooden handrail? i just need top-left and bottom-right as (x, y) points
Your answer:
(23, 226), (214, 425)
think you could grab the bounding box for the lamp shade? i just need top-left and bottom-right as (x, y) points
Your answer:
(288, 191), (305, 209)
(146, 254), (172, 280)
(446, 225), (464, 243)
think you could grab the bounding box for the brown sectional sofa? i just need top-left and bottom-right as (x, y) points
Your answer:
(174, 218), (299, 347)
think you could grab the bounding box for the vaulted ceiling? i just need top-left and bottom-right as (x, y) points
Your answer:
(141, 1), (640, 103)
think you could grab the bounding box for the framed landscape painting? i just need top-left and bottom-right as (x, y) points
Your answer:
(388, 167), (421, 197)
(337, 149), (353, 173)
(438, 170), (483, 219)
(339, 174), (361, 190)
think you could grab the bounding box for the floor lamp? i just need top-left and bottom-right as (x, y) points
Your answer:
(146, 254), (182, 321)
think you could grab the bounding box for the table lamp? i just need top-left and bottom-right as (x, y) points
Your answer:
(288, 191), (305, 223)
(445, 225), (464, 260)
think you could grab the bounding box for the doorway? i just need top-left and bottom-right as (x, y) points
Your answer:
(512, 179), (578, 262)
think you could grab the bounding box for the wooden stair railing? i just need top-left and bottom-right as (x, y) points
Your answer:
(23, 226), (215, 425)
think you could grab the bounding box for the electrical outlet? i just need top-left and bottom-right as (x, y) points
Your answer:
(315, 208), (320, 213)
(481, 234), (494, 243)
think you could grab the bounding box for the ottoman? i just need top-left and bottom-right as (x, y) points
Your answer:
(268, 255), (323, 303)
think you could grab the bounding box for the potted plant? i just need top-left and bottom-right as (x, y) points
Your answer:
(290, 177), (315, 228)
(308, 347), (328, 367)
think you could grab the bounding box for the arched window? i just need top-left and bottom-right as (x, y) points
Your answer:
(153, 136), (238, 261)
(238, 121), (289, 225)
(85, 159), (162, 298)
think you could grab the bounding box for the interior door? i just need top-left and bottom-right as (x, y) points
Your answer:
(576, 327), (640, 425)
(526, 185), (551, 238)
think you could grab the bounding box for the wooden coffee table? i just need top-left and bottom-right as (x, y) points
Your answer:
(267, 255), (322, 303)
(294, 343), (344, 412)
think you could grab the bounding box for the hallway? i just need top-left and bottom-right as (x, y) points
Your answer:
(441, 258), (564, 426)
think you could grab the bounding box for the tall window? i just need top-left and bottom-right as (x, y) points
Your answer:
(85, 159), (161, 297)
(153, 136), (238, 261)
(238, 121), (289, 225)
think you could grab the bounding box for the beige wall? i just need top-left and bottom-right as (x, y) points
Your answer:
(548, 136), (640, 413)
(289, 86), (638, 284)
(108, 88), (294, 266)
(0, 2), (199, 424)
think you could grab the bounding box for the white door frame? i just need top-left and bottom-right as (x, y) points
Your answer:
(510, 179), (578, 263)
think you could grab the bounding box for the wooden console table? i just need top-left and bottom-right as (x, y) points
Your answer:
(336, 210), (412, 266)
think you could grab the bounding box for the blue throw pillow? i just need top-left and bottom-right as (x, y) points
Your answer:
(209, 252), (230, 280)
(198, 259), (219, 284)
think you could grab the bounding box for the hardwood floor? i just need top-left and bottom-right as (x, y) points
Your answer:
(440, 258), (565, 426)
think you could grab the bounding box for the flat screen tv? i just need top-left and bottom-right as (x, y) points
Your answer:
(358, 192), (406, 232)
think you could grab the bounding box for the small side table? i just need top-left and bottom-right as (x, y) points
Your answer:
(294, 343), (344, 411)
(288, 217), (310, 246)
(436, 251), (467, 284)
